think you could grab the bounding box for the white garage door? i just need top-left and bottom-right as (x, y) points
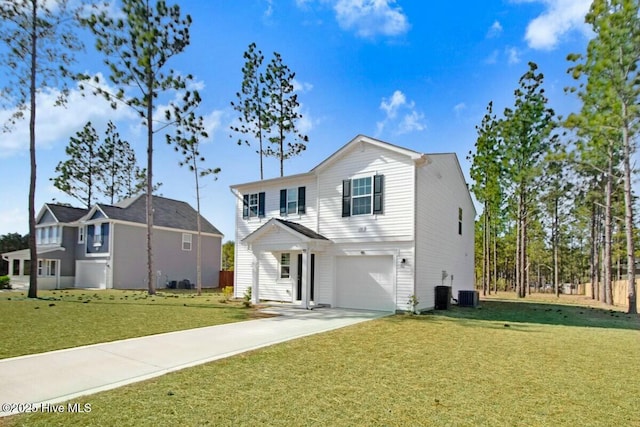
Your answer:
(336, 255), (395, 311)
(76, 261), (107, 289)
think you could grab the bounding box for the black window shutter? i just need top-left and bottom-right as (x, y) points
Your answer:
(298, 186), (306, 214)
(242, 195), (249, 219)
(280, 189), (287, 216)
(373, 174), (384, 214)
(258, 192), (266, 218)
(342, 180), (351, 217)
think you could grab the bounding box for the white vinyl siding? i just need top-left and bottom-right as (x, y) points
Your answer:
(415, 155), (475, 311)
(318, 144), (415, 243)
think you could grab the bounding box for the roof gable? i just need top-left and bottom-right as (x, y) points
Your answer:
(311, 134), (428, 173)
(243, 218), (329, 245)
(86, 195), (222, 235)
(36, 204), (89, 225)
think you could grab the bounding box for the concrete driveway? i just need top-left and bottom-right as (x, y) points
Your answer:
(0, 307), (389, 416)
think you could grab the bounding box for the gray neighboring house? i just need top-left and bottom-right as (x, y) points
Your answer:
(2, 195), (223, 290)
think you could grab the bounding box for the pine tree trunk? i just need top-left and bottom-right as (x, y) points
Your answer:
(603, 154), (613, 305)
(146, 74), (155, 295)
(621, 102), (637, 314)
(590, 204), (597, 300)
(27, 0), (38, 299)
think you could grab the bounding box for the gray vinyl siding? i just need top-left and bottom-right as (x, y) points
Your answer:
(59, 226), (77, 276)
(38, 210), (57, 225)
(111, 223), (221, 289)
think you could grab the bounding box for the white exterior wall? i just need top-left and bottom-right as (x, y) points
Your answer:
(415, 154), (475, 311)
(232, 138), (474, 312)
(316, 143), (415, 243)
(233, 175), (318, 299)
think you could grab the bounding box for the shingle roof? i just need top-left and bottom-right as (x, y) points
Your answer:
(94, 195), (222, 235)
(274, 219), (330, 240)
(46, 204), (89, 223)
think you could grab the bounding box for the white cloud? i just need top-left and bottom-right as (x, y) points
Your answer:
(398, 110), (425, 134)
(0, 75), (137, 157)
(376, 90), (425, 136)
(453, 103), (467, 116)
(516, 0), (592, 50)
(506, 46), (521, 64)
(380, 90), (407, 119)
(487, 20), (503, 38)
(292, 79), (314, 93)
(333, 0), (410, 38)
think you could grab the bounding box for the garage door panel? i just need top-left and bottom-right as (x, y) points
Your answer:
(336, 256), (394, 311)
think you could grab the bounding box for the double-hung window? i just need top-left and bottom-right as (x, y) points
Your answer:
(280, 187), (306, 216)
(182, 233), (192, 251)
(242, 192), (266, 219)
(280, 253), (291, 279)
(342, 175), (384, 217)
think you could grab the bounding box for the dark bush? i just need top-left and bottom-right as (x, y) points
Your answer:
(0, 275), (11, 290)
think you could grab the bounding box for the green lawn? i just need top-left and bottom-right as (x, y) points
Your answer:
(0, 288), (256, 359)
(3, 294), (639, 427)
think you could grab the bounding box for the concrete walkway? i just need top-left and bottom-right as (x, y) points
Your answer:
(0, 307), (389, 416)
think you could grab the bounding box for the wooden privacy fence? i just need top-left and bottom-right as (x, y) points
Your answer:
(583, 279), (640, 312)
(219, 270), (234, 288)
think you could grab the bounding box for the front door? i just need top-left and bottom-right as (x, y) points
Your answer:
(296, 253), (315, 301)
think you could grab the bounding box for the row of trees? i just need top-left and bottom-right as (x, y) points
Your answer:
(469, 0), (639, 314)
(51, 121), (148, 208)
(1, 1), (309, 298)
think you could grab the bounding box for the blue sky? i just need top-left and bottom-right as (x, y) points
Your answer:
(0, 0), (593, 241)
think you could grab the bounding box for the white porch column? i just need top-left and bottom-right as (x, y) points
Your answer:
(300, 248), (312, 309)
(251, 250), (260, 304)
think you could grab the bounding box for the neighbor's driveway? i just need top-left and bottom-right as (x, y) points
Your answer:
(0, 307), (389, 416)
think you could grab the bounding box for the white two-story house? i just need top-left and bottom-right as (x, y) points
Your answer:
(230, 135), (476, 312)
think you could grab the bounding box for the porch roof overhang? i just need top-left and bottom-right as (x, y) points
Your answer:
(1, 246), (66, 261)
(242, 218), (331, 251)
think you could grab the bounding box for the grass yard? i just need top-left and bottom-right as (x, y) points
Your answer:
(3, 294), (639, 427)
(0, 288), (257, 359)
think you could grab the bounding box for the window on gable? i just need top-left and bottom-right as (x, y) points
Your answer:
(458, 208), (463, 235)
(280, 253), (291, 279)
(280, 187), (306, 216)
(182, 233), (192, 251)
(342, 175), (384, 217)
(243, 192), (266, 219)
(94, 223), (103, 245)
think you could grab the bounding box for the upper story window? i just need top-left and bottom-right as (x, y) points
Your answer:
(182, 233), (192, 251)
(458, 208), (463, 235)
(87, 223), (109, 254)
(36, 225), (62, 245)
(242, 192), (265, 219)
(280, 186), (306, 216)
(342, 175), (384, 217)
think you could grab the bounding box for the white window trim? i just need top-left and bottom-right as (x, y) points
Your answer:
(249, 193), (259, 218)
(279, 253), (291, 279)
(182, 233), (192, 251)
(78, 226), (85, 244)
(351, 176), (373, 216)
(286, 188), (298, 215)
